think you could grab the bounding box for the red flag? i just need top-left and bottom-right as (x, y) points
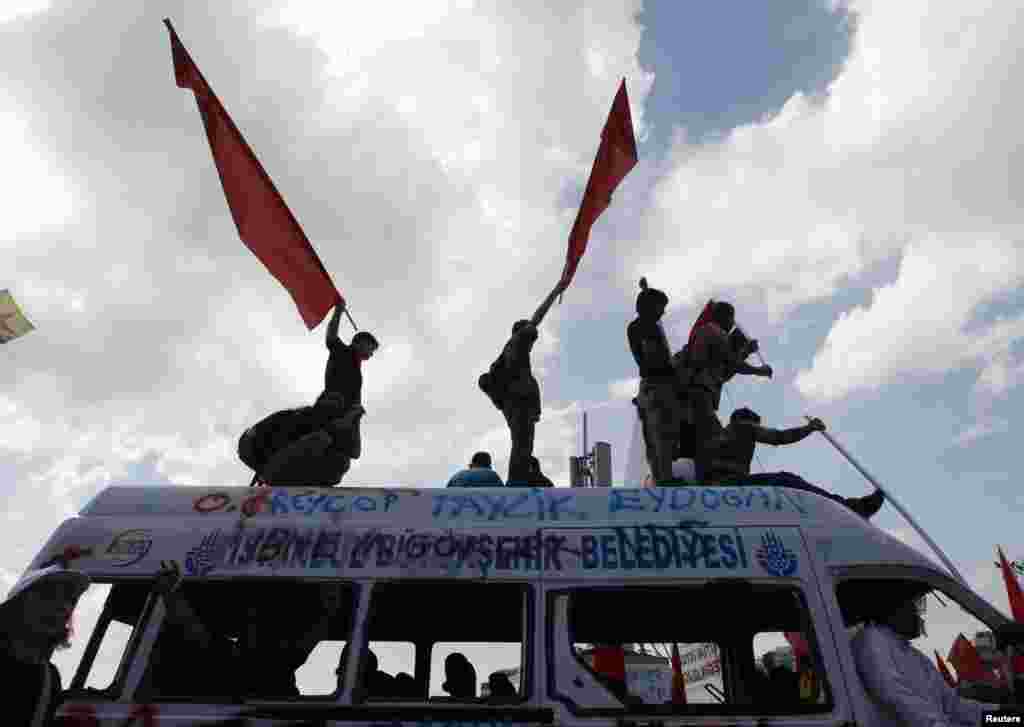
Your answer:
(948, 633), (988, 683)
(592, 644), (626, 682)
(999, 546), (1024, 622)
(671, 642), (687, 705)
(935, 650), (957, 687)
(560, 79), (638, 288)
(688, 300), (715, 346)
(164, 19), (341, 330)
(784, 631), (811, 670)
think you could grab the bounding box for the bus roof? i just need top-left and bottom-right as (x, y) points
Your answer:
(27, 483), (944, 583)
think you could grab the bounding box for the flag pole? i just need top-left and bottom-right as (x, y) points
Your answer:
(344, 310), (358, 332)
(807, 417), (967, 587)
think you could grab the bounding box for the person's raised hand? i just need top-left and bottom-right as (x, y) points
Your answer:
(760, 365), (773, 379)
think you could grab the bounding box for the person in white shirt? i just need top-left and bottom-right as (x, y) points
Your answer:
(851, 594), (998, 727)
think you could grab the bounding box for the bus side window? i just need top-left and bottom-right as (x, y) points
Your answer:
(54, 582), (152, 697)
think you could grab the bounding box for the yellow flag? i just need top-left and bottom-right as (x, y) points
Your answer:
(0, 290), (35, 343)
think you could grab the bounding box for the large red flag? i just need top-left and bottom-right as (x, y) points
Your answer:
(560, 79), (639, 288)
(999, 546), (1024, 622)
(948, 633), (988, 683)
(934, 650), (957, 687)
(670, 643), (687, 705)
(164, 19), (341, 330)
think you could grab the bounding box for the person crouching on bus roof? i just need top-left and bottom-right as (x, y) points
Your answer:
(701, 409), (885, 519)
(0, 564), (90, 725)
(257, 300), (378, 487)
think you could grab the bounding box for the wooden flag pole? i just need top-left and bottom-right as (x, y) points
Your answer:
(807, 417), (968, 587)
(344, 309), (358, 332)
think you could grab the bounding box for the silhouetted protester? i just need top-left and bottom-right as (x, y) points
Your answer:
(681, 301), (771, 480)
(239, 302), (378, 486)
(443, 652), (478, 700)
(479, 282), (566, 484)
(628, 278), (683, 484)
(487, 671), (517, 700)
(0, 564), (90, 726)
(701, 409), (884, 518)
(393, 672), (418, 699)
(852, 595), (1000, 726)
(447, 451), (504, 488)
(153, 561), (343, 697)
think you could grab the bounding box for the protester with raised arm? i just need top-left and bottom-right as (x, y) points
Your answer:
(481, 282), (566, 485)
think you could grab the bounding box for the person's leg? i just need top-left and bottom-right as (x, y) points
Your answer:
(640, 382), (682, 485)
(691, 388), (723, 484)
(503, 404), (534, 484)
(744, 472), (885, 519)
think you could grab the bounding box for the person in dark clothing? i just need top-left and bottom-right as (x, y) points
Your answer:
(443, 652), (478, 700)
(628, 278), (684, 484)
(681, 302), (771, 481)
(0, 564), (90, 726)
(254, 302), (378, 486)
(493, 282), (566, 485)
(703, 409), (886, 519)
(487, 671), (517, 700)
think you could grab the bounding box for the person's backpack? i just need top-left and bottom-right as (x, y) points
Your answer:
(478, 353), (508, 411)
(238, 407), (311, 475)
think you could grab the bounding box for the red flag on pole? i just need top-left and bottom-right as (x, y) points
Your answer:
(934, 650), (957, 687)
(670, 643), (687, 705)
(164, 19), (342, 330)
(999, 546), (1024, 622)
(560, 79), (638, 289)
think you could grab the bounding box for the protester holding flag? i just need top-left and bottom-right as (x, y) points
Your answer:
(248, 302), (378, 486)
(487, 282), (566, 485)
(851, 594), (998, 727)
(683, 301), (771, 482)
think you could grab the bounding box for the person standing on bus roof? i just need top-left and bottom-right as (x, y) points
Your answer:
(683, 301), (771, 482)
(447, 452), (504, 487)
(0, 564), (90, 726)
(488, 281), (566, 485)
(628, 278), (684, 485)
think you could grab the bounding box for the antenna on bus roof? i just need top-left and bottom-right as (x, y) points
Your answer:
(571, 409), (611, 487)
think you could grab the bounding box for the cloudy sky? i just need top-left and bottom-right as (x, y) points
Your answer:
(2, 0), (1023, 693)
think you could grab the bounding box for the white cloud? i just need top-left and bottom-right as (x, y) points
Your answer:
(608, 376), (639, 401)
(0, 0), (50, 26)
(635, 0), (1024, 405)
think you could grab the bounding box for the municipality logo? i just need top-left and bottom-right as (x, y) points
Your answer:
(185, 532), (221, 577)
(756, 531), (798, 577)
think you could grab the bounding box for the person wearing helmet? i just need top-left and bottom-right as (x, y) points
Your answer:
(628, 278), (684, 484)
(0, 564), (90, 726)
(491, 281), (567, 485)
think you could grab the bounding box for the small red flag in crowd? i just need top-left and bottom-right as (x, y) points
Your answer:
(671, 642), (687, 705)
(164, 19), (342, 330)
(560, 79), (639, 289)
(948, 633), (988, 683)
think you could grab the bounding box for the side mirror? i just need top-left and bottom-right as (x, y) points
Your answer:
(995, 623), (1024, 649)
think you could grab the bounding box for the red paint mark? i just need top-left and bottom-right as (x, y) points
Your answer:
(242, 489), (271, 517)
(193, 492), (232, 513)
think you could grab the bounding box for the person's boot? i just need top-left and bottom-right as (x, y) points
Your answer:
(844, 489), (885, 519)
